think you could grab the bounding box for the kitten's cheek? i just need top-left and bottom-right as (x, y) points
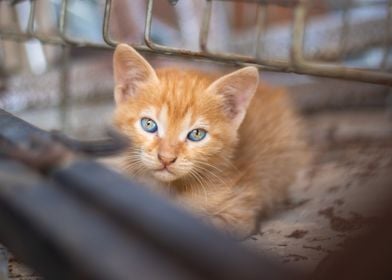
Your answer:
(140, 152), (159, 169)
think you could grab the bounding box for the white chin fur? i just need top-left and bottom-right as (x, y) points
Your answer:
(153, 170), (178, 182)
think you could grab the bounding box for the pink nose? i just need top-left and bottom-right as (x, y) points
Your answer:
(158, 154), (177, 166)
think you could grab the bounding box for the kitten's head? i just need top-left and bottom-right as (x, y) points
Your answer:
(113, 44), (259, 183)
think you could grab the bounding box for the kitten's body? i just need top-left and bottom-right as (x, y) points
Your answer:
(112, 44), (307, 237)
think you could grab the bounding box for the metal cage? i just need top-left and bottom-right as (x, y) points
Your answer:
(0, 0), (391, 85)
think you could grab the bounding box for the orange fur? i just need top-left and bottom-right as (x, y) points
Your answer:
(112, 44), (308, 238)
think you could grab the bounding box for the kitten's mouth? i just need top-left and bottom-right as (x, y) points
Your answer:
(152, 166), (177, 182)
(154, 167), (174, 174)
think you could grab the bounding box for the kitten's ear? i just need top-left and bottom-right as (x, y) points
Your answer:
(206, 66), (259, 128)
(113, 44), (159, 104)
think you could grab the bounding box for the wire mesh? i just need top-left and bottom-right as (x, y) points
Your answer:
(0, 0), (391, 85)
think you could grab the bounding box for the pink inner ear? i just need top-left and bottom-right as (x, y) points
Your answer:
(213, 72), (258, 121)
(113, 44), (158, 103)
(220, 86), (242, 119)
(202, 67), (259, 128)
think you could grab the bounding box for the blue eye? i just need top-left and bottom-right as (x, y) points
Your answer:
(140, 118), (158, 133)
(187, 129), (207, 142)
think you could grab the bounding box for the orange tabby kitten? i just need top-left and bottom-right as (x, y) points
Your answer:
(112, 44), (307, 238)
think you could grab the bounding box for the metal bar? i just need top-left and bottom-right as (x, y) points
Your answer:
(0, 109), (48, 145)
(0, 29), (64, 45)
(0, 1), (63, 45)
(102, 0), (151, 52)
(199, 0), (212, 51)
(0, 109), (126, 158)
(213, 0), (300, 6)
(58, 0), (110, 49)
(0, 160), (195, 280)
(26, 0), (35, 35)
(255, 3), (268, 58)
(290, 0), (307, 64)
(59, 45), (70, 132)
(102, 0), (117, 47)
(57, 0), (145, 50)
(28, 0), (64, 45)
(338, 0), (352, 60)
(0, 30), (32, 42)
(214, 0), (388, 6)
(380, 0), (392, 69)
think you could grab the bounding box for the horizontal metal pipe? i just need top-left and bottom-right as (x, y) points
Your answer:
(0, 160), (194, 280)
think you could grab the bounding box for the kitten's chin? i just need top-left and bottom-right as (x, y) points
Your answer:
(152, 169), (178, 182)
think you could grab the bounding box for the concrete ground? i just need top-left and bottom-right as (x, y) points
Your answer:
(245, 109), (392, 273)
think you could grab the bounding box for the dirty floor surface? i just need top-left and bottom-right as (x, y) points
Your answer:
(245, 109), (392, 273)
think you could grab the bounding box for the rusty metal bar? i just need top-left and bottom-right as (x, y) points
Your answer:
(59, 45), (70, 132)
(213, 0), (300, 6)
(26, 0), (35, 35)
(102, 0), (117, 47)
(102, 0), (147, 52)
(338, 0), (352, 60)
(58, 0), (109, 49)
(199, 0), (212, 51)
(255, 3), (268, 58)
(27, 0), (63, 45)
(0, 0), (63, 45)
(380, 0), (392, 69)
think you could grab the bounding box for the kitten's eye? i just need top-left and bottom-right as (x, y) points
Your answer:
(187, 129), (207, 142)
(140, 117), (158, 133)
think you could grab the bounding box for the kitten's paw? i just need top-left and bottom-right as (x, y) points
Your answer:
(210, 214), (256, 240)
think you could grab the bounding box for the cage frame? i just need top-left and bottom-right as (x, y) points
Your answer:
(0, 0), (391, 86)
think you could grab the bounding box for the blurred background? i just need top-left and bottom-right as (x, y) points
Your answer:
(1, 0), (392, 279)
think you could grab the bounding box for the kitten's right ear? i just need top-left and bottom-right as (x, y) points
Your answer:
(113, 44), (159, 104)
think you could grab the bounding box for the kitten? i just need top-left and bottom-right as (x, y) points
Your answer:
(112, 44), (307, 238)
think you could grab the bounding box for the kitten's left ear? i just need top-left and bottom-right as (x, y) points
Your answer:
(206, 66), (259, 128)
(113, 44), (159, 104)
